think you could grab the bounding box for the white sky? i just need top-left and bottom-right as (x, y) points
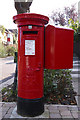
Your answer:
(0, 0), (79, 29)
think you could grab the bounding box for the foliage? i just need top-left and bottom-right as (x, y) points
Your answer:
(68, 19), (80, 43)
(6, 46), (17, 56)
(78, 24), (80, 33)
(13, 34), (17, 44)
(68, 19), (79, 33)
(0, 25), (5, 35)
(2, 84), (17, 102)
(44, 69), (76, 104)
(0, 42), (17, 58)
(0, 42), (7, 58)
(64, 4), (78, 24)
(51, 4), (78, 26)
(51, 11), (66, 26)
(44, 69), (56, 96)
(67, 18), (80, 43)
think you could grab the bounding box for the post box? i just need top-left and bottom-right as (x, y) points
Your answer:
(13, 13), (74, 117)
(13, 13), (49, 117)
(45, 25), (74, 69)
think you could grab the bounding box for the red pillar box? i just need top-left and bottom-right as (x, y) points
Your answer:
(45, 25), (74, 69)
(13, 13), (49, 117)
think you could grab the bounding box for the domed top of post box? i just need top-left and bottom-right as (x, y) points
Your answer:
(13, 13), (49, 26)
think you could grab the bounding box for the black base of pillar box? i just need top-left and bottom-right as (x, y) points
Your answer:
(17, 97), (44, 117)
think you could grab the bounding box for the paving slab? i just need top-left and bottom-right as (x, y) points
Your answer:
(68, 106), (78, 111)
(71, 74), (78, 78)
(50, 113), (61, 118)
(48, 105), (58, 110)
(61, 115), (73, 118)
(60, 111), (72, 116)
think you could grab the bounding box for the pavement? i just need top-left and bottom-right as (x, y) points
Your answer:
(71, 56), (80, 105)
(0, 56), (16, 91)
(0, 55), (80, 119)
(1, 102), (79, 119)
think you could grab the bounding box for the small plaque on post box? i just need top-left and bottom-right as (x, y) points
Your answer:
(25, 40), (35, 55)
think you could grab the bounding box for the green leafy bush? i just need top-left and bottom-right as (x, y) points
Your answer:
(6, 46), (16, 56)
(2, 84), (17, 102)
(44, 69), (76, 104)
(44, 69), (56, 96)
(0, 43), (7, 58)
(0, 42), (17, 58)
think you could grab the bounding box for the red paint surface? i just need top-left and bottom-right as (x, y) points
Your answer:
(13, 13), (49, 99)
(13, 13), (49, 27)
(13, 13), (73, 99)
(45, 25), (74, 69)
(7, 38), (10, 42)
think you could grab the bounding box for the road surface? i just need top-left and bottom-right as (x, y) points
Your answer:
(0, 56), (16, 91)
